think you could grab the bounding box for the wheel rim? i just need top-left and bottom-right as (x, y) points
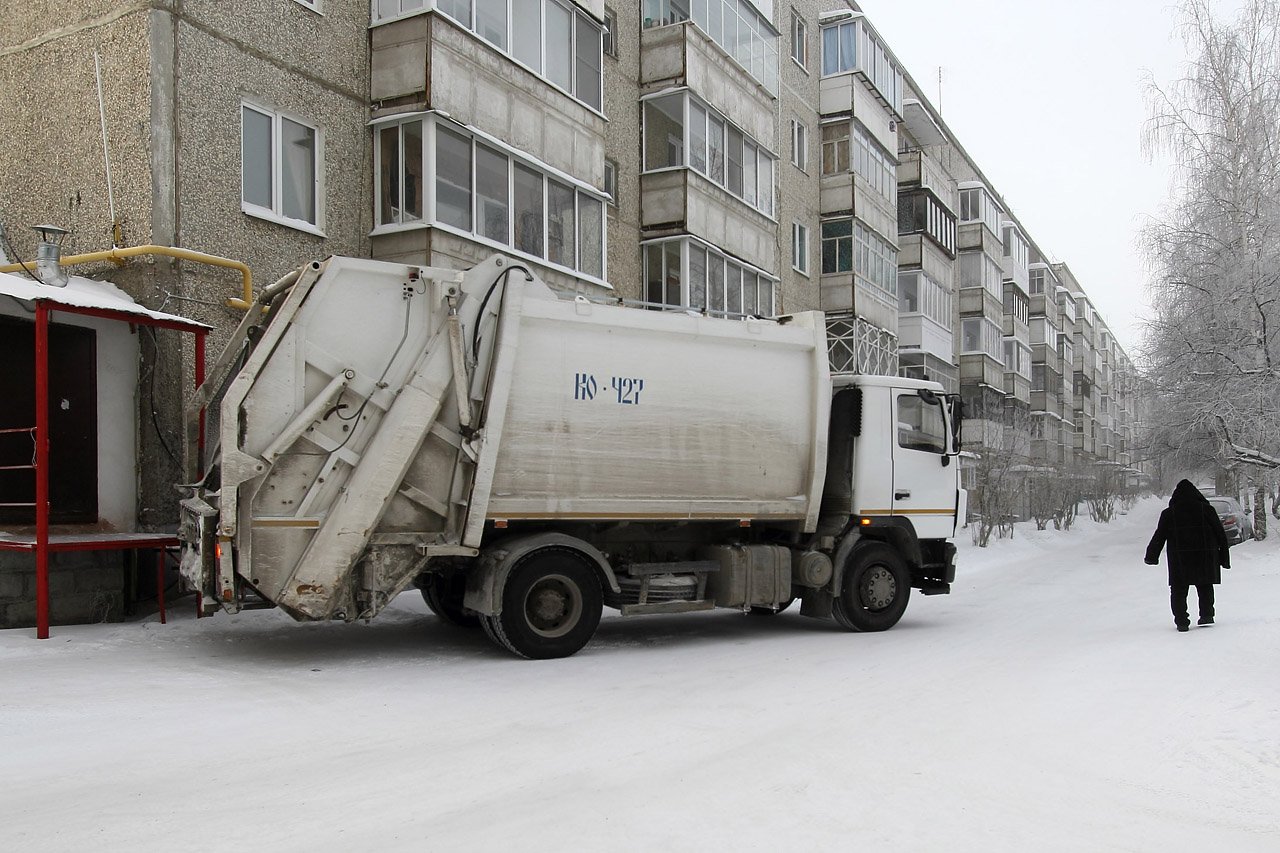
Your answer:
(523, 573), (583, 639)
(859, 565), (897, 611)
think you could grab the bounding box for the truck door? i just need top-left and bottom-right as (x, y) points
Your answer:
(891, 390), (956, 540)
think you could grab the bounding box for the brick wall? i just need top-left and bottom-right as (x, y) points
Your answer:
(0, 552), (125, 628)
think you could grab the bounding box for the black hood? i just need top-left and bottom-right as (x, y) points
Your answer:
(1171, 479), (1208, 507)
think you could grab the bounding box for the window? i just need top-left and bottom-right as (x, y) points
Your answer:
(791, 119), (808, 171)
(574, 12), (603, 110)
(513, 163), (544, 258)
(897, 189), (955, 256)
(241, 103), (321, 231)
(382, 1), (604, 112)
(1029, 266), (1048, 295)
(792, 222), (809, 274)
(821, 219), (853, 273)
(643, 237), (777, 318)
(1003, 224), (1028, 269)
(603, 157), (618, 207)
(1003, 283), (1030, 325)
(643, 93), (684, 170)
(855, 220), (897, 300)
(293, 0), (322, 11)
(821, 20), (856, 75)
(476, 0), (507, 50)
(961, 317), (1002, 358)
(643, 0), (780, 95)
(958, 251), (1002, 298)
(377, 120), (423, 226)
(475, 142), (509, 243)
(820, 17), (902, 112)
(898, 395), (947, 454)
(642, 90), (776, 217)
(378, 0), (429, 20)
(435, 124), (472, 231)
(373, 116), (607, 280)
(897, 270), (951, 326)
(958, 184), (1002, 234)
(791, 9), (808, 68)
(1003, 338), (1033, 379)
(821, 122), (849, 175)
(852, 122), (895, 202)
(603, 6), (618, 57)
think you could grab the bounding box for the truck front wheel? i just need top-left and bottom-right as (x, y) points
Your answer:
(832, 542), (911, 632)
(482, 549), (603, 659)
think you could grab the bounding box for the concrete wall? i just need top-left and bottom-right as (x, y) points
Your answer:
(603, 0), (643, 300)
(0, 6), (154, 273)
(0, 551), (124, 628)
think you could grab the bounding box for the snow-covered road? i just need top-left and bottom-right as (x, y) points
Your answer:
(3, 498), (1278, 851)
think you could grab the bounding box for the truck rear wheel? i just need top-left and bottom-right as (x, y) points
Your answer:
(483, 549), (603, 659)
(832, 542), (910, 632)
(420, 573), (479, 628)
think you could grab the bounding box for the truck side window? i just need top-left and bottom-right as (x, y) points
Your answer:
(897, 395), (947, 454)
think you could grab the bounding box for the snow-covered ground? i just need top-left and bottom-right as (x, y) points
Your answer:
(3, 497), (1278, 851)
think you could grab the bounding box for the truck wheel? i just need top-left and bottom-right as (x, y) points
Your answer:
(484, 549), (603, 659)
(420, 574), (479, 628)
(832, 542), (910, 632)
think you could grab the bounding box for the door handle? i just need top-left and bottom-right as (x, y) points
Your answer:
(895, 490), (911, 500)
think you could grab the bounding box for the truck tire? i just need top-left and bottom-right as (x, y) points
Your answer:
(420, 573), (479, 628)
(832, 542), (910, 632)
(483, 548), (603, 659)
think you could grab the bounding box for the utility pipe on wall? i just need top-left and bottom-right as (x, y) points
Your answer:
(0, 245), (252, 310)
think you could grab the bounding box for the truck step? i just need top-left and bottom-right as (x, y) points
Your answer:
(918, 582), (951, 596)
(620, 599), (716, 616)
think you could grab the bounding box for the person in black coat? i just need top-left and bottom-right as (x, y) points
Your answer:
(1145, 479), (1231, 631)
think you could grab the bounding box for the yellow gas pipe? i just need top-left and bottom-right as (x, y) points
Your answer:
(0, 245), (252, 310)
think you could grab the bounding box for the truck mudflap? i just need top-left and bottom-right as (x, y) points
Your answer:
(178, 494), (220, 612)
(914, 541), (956, 595)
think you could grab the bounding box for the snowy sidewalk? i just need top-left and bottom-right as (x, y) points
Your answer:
(2, 497), (1278, 851)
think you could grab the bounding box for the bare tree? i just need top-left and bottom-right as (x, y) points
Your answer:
(967, 397), (1032, 546)
(1141, 0), (1280, 524)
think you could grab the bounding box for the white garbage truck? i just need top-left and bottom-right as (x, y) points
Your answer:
(179, 255), (965, 658)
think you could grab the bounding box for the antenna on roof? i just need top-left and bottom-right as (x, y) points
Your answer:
(93, 50), (121, 248)
(937, 66), (944, 114)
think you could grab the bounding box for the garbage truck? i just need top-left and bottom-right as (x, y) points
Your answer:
(179, 255), (965, 658)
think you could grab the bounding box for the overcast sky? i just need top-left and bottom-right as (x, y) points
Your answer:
(859, 0), (1246, 357)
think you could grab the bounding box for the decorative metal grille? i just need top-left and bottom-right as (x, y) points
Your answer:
(826, 315), (899, 375)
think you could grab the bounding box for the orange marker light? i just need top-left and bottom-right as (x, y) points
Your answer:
(860, 518), (872, 526)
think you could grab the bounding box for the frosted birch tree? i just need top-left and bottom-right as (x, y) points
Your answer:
(1142, 0), (1280, 537)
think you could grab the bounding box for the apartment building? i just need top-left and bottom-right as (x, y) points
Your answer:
(0, 0), (1141, 541)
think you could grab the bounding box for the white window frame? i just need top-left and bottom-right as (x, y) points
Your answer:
(604, 157), (618, 207)
(293, 0), (322, 13)
(378, 0), (604, 115)
(791, 119), (808, 172)
(792, 222), (809, 275)
(641, 236), (778, 319)
(641, 89), (776, 219)
(791, 9), (808, 70)
(240, 101), (325, 236)
(603, 5), (618, 57)
(371, 112), (609, 286)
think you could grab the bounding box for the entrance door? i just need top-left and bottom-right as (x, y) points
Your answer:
(890, 389), (956, 540)
(0, 316), (98, 524)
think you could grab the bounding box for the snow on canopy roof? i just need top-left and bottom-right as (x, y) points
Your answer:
(0, 269), (209, 329)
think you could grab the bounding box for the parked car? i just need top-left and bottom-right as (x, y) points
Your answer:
(1208, 497), (1254, 545)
